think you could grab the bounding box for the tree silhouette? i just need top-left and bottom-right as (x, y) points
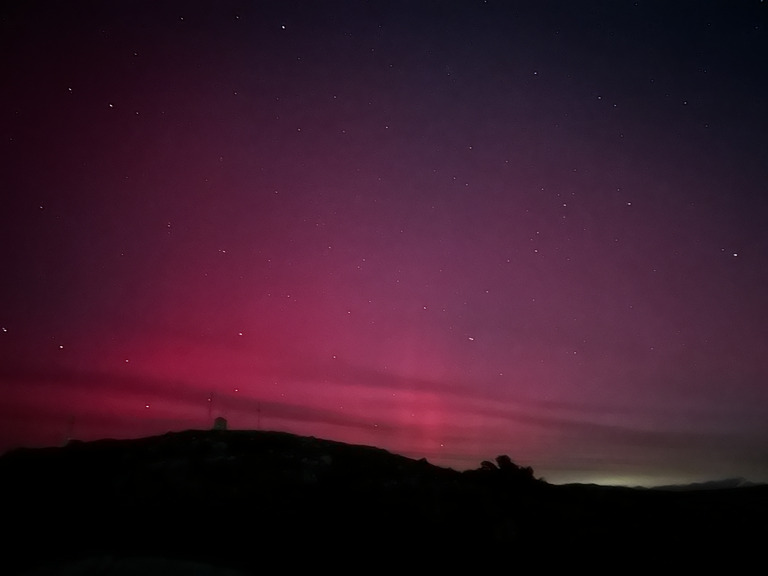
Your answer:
(493, 455), (538, 484)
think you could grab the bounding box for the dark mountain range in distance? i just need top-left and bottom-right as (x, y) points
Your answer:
(2, 428), (767, 574)
(645, 477), (764, 491)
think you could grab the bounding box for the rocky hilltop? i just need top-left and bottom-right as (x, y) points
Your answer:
(1, 429), (766, 573)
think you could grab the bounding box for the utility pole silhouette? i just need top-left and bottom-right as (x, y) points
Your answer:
(64, 415), (75, 446)
(208, 392), (214, 424)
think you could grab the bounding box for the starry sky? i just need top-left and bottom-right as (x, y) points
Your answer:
(2, 1), (767, 487)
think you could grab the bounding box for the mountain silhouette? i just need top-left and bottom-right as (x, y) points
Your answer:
(2, 428), (766, 573)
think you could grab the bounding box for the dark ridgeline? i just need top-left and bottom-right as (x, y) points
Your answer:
(1, 429), (766, 574)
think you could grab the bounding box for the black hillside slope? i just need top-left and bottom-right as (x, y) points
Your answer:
(1, 429), (766, 573)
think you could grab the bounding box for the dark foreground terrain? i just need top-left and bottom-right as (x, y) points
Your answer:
(2, 429), (766, 574)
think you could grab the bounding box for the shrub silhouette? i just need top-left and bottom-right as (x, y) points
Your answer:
(489, 455), (539, 485)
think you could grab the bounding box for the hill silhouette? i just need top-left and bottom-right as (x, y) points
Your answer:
(1, 428), (766, 573)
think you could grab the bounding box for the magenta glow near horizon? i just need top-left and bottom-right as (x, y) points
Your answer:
(1, 1), (767, 487)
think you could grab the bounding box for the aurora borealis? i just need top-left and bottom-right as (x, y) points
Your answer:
(2, 1), (767, 487)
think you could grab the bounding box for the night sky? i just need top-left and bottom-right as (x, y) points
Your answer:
(2, 1), (767, 487)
